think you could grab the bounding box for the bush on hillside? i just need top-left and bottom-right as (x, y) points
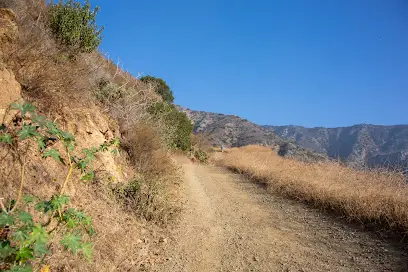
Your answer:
(140, 75), (174, 103)
(48, 0), (103, 53)
(117, 123), (180, 223)
(189, 133), (212, 163)
(149, 102), (193, 151)
(278, 142), (289, 157)
(122, 122), (173, 177)
(94, 80), (122, 103)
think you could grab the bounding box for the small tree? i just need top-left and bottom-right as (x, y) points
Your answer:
(169, 109), (193, 151)
(48, 0), (103, 53)
(148, 102), (193, 151)
(278, 142), (289, 157)
(140, 76), (174, 103)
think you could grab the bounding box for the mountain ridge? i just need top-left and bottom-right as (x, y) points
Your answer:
(179, 106), (408, 168)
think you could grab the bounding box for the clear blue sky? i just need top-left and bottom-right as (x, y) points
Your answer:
(91, 0), (407, 127)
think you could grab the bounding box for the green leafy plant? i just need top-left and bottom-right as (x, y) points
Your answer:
(0, 102), (119, 271)
(47, 0), (103, 53)
(140, 76), (174, 103)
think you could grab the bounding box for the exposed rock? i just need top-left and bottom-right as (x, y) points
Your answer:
(0, 8), (17, 44)
(265, 124), (408, 168)
(0, 66), (21, 122)
(0, 8), (20, 122)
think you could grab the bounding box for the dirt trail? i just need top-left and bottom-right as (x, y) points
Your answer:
(155, 159), (408, 272)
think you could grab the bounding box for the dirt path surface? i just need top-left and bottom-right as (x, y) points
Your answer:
(155, 160), (408, 272)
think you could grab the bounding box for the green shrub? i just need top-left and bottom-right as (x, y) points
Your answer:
(48, 0), (103, 53)
(94, 80), (122, 103)
(190, 149), (209, 163)
(140, 76), (174, 103)
(149, 102), (193, 151)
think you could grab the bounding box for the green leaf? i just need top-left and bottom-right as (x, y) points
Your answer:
(65, 217), (77, 229)
(22, 195), (35, 204)
(17, 125), (40, 140)
(31, 114), (47, 128)
(36, 136), (46, 151)
(42, 149), (62, 162)
(45, 121), (61, 136)
(50, 195), (69, 210)
(0, 241), (16, 259)
(11, 102), (37, 116)
(15, 246), (33, 262)
(60, 131), (75, 142)
(12, 229), (28, 244)
(87, 227), (95, 236)
(28, 225), (48, 245)
(0, 212), (14, 226)
(6, 264), (33, 272)
(80, 242), (92, 260)
(110, 138), (120, 147)
(99, 143), (108, 152)
(33, 242), (48, 257)
(82, 148), (96, 163)
(35, 201), (52, 213)
(80, 170), (94, 182)
(110, 148), (118, 155)
(0, 133), (12, 145)
(17, 211), (33, 225)
(66, 141), (75, 151)
(76, 159), (87, 172)
(82, 216), (91, 226)
(60, 233), (81, 254)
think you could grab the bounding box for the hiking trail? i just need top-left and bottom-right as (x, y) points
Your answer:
(155, 158), (408, 272)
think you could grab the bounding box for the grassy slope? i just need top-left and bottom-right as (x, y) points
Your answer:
(215, 145), (408, 233)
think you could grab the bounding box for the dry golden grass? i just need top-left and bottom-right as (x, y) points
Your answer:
(117, 122), (182, 224)
(215, 145), (408, 232)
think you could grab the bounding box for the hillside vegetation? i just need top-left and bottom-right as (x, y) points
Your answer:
(215, 145), (408, 233)
(0, 0), (196, 271)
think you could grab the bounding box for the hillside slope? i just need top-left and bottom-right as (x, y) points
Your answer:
(180, 106), (407, 168)
(0, 3), (180, 270)
(264, 124), (408, 167)
(179, 107), (327, 162)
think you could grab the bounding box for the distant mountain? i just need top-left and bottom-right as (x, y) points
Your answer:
(179, 106), (408, 168)
(178, 107), (327, 162)
(263, 125), (408, 168)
